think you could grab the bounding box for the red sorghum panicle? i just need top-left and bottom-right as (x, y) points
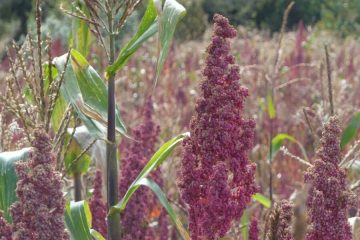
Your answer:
(89, 170), (107, 237)
(0, 211), (12, 240)
(305, 116), (353, 240)
(249, 218), (259, 240)
(10, 128), (68, 240)
(118, 97), (168, 240)
(177, 14), (257, 240)
(265, 200), (294, 240)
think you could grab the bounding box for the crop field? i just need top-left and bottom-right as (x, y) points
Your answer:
(0, 0), (359, 240)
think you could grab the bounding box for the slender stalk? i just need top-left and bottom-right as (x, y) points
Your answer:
(106, 7), (121, 240)
(324, 45), (334, 116)
(74, 172), (82, 201)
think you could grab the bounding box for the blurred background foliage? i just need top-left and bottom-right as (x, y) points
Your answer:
(1, 0), (360, 44)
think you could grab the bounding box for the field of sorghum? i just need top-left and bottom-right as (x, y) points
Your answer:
(0, 0), (359, 240)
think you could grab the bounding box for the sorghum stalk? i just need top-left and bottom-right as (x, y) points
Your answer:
(106, 4), (121, 240)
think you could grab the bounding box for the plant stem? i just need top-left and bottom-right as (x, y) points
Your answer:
(74, 172), (82, 201)
(106, 8), (121, 240)
(324, 45), (334, 116)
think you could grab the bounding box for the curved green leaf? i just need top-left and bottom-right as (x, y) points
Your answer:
(155, 0), (186, 84)
(65, 200), (92, 240)
(111, 132), (188, 213)
(90, 229), (106, 240)
(107, 0), (158, 77)
(252, 193), (271, 208)
(269, 133), (296, 160)
(341, 112), (360, 149)
(110, 132), (189, 238)
(126, 178), (190, 240)
(0, 148), (30, 222)
(53, 50), (127, 139)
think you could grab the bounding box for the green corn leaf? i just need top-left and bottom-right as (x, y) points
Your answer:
(252, 193), (271, 208)
(154, 0), (186, 85)
(53, 50), (127, 139)
(106, 0), (158, 77)
(0, 148), (30, 222)
(90, 229), (106, 240)
(64, 200), (92, 240)
(72, 7), (92, 57)
(341, 112), (360, 149)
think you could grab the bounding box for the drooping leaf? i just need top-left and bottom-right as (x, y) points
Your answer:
(269, 133), (296, 160)
(64, 200), (92, 240)
(341, 112), (360, 149)
(53, 50), (127, 139)
(252, 193), (271, 208)
(0, 148), (30, 222)
(266, 93), (276, 119)
(111, 132), (188, 213)
(106, 0), (158, 77)
(124, 178), (190, 240)
(154, 0), (186, 85)
(90, 229), (106, 240)
(110, 133), (189, 238)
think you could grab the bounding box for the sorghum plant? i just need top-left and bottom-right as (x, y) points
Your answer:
(89, 170), (107, 237)
(10, 128), (68, 240)
(264, 200), (294, 240)
(119, 97), (168, 239)
(305, 116), (354, 240)
(0, 211), (12, 240)
(177, 14), (257, 239)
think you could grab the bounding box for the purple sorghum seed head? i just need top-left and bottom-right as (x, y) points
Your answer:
(265, 200), (294, 240)
(177, 14), (257, 240)
(249, 218), (259, 240)
(0, 211), (12, 240)
(119, 97), (168, 240)
(10, 128), (68, 240)
(305, 116), (354, 240)
(89, 170), (107, 237)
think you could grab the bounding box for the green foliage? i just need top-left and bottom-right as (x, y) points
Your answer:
(63, 135), (91, 175)
(69, 1), (92, 57)
(155, 0), (187, 84)
(175, 0), (208, 42)
(341, 112), (360, 149)
(318, 1), (360, 37)
(0, 148), (30, 222)
(64, 200), (92, 240)
(269, 133), (296, 160)
(110, 133), (190, 239)
(252, 193), (271, 208)
(53, 49), (127, 139)
(107, 0), (158, 77)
